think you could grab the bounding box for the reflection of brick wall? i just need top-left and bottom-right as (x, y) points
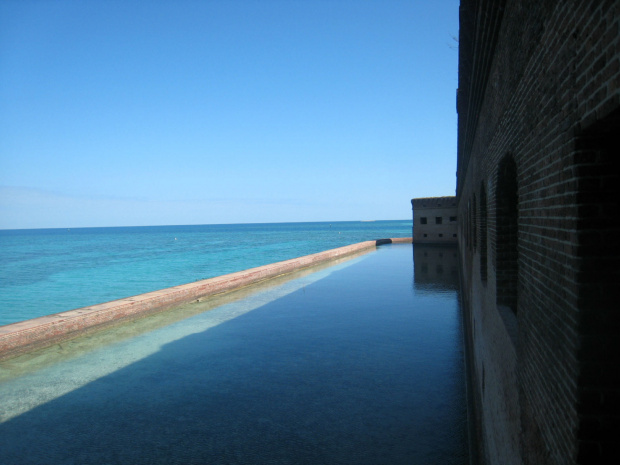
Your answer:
(411, 197), (457, 243)
(457, 1), (620, 464)
(413, 244), (459, 292)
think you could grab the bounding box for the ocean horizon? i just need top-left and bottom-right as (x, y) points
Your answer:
(0, 220), (412, 326)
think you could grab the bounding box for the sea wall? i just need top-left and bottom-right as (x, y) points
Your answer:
(0, 238), (411, 361)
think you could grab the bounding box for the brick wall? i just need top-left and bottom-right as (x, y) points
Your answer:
(457, 1), (619, 464)
(411, 196), (458, 243)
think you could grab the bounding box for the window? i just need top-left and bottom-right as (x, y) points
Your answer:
(467, 200), (472, 249)
(420, 217), (427, 224)
(480, 182), (488, 283)
(423, 234), (428, 237)
(473, 194), (477, 250)
(450, 216), (457, 222)
(435, 217), (442, 224)
(496, 155), (519, 313)
(439, 234), (444, 237)
(574, 108), (620, 451)
(453, 234), (457, 238)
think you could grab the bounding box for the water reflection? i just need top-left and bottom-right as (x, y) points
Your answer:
(413, 244), (459, 292)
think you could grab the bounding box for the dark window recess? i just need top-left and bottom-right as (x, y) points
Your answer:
(423, 234), (428, 237)
(480, 182), (488, 283)
(453, 234), (457, 237)
(420, 217), (427, 224)
(435, 217), (443, 224)
(439, 234), (444, 237)
(450, 216), (457, 222)
(574, 107), (620, 458)
(473, 193), (477, 250)
(496, 155), (519, 313)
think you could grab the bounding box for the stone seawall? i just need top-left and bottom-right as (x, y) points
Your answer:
(0, 238), (412, 361)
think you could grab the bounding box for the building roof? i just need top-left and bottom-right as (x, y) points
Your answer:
(411, 196), (457, 208)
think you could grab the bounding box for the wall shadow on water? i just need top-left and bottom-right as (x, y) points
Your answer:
(412, 244), (480, 465)
(0, 245), (468, 465)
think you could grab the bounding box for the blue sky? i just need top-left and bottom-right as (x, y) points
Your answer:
(0, 0), (459, 229)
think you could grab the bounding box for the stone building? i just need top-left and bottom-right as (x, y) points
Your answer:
(411, 196), (458, 243)
(456, 1), (619, 464)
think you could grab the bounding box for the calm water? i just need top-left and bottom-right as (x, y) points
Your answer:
(0, 221), (412, 325)
(0, 244), (468, 464)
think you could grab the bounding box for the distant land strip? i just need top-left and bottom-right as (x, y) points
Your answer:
(0, 238), (412, 361)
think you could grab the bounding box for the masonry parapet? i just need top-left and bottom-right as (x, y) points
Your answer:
(0, 238), (412, 361)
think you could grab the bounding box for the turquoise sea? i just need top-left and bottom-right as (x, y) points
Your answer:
(0, 220), (412, 326)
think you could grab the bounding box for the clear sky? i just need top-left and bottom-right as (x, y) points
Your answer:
(0, 0), (459, 229)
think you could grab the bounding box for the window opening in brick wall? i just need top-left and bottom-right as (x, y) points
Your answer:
(423, 234), (428, 238)
(480, 182), (488, 283)
(467, 200), (472, 250)
(439, 234), (443, 237)
(420, 217), (427, 224)
(575, 108), (620, 461)
(435, 217), (443, 224)
(496, 155), (519, 313)
(473, 193), (478, 250)
(450, 216), (457, 222)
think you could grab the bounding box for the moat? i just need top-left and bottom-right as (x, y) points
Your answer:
(0, 244), (468, 464)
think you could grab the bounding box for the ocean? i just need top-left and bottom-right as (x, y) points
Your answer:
(0, 220), (412, 326)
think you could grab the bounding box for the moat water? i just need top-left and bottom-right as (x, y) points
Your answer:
(0, 243), (468, 464)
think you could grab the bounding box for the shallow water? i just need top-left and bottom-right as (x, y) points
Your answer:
(0, 221), (412, 325)
(0, 243), (468, 464)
